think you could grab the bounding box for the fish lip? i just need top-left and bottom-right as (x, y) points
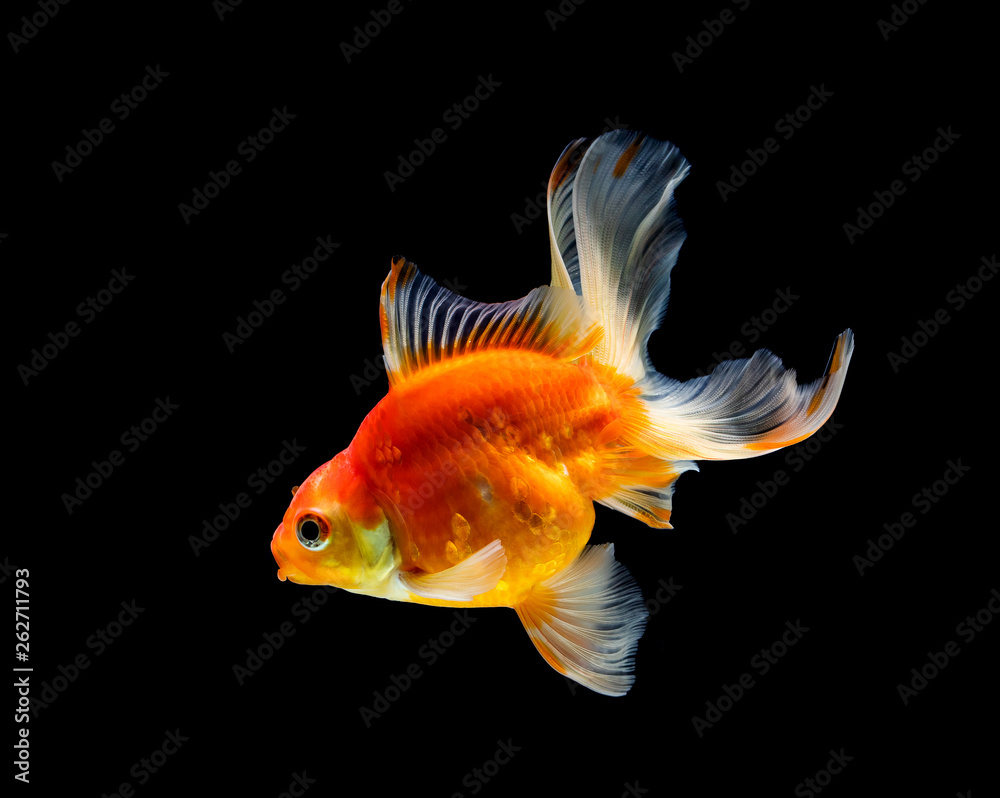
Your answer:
(271, 524), (294, 581)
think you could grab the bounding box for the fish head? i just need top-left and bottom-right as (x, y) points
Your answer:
(271, 451), (398, 589)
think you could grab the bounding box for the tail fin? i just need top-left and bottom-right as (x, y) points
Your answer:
(546, 130), (854, 528)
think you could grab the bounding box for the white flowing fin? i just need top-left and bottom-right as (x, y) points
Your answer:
(629, 329), (855, 460)
(398, 539), (507, 602)
(515, 543), (648, 696)
(568, 130), (690, 382)
(547, 136), (591, 294)
(541, 129), (854, 526)
(379, 257), (602, 387)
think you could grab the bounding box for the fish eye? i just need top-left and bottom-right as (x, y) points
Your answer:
(296, 513), (330, 550)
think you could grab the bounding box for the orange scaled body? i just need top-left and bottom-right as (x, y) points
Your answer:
(352, 350), (626, 608)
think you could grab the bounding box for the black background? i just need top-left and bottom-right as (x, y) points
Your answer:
(9, 1), (996, 796)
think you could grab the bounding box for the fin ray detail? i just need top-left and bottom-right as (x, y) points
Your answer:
(515, 543), (648, 696)
(379, 257), (602, 386)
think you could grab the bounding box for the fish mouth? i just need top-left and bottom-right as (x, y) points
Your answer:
(271, 524), (298, 582)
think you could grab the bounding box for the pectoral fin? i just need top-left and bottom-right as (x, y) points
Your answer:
(515, 543), (648, 696)
(399, 539), (507, 602)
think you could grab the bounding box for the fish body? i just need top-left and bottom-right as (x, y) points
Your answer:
(349, 349), (626, 608)
(270, 130), (854, 695)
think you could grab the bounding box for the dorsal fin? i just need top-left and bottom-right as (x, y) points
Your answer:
(379, 256), (602, 387)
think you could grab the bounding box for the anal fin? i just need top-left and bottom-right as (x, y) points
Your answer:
(399, 539), (507, 602)
(515, 543), (648, 696)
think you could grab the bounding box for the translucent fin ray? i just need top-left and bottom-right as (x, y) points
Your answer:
(628, 329), (854, 460)
(379, 257), (602, 386)
(515, 543), (648, 696)
(399, 539), (507, 602)
(561, 130), (691, 382)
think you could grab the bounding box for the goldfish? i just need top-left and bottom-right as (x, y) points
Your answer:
(270, 130), (853, 695)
